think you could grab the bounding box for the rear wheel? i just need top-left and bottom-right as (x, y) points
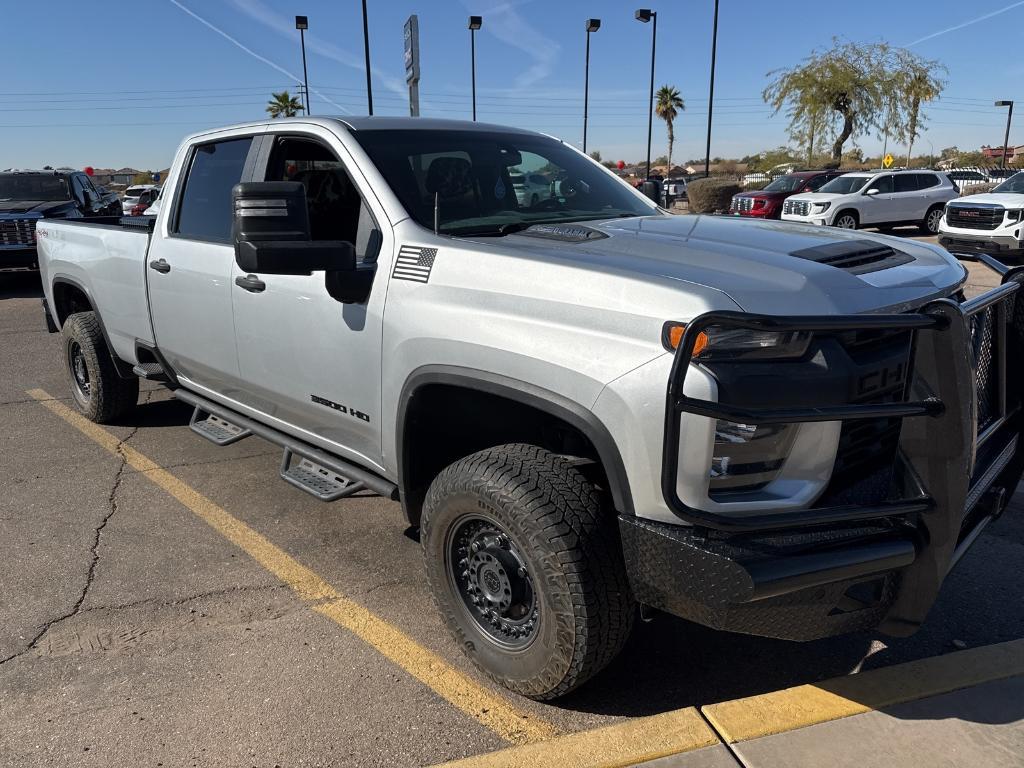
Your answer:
(421, 444), (634, 699)
(62, 311), (138, 423)
(834, 211), (859, 229)
(922, 205), (944, 235)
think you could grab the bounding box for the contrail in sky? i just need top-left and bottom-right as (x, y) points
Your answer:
(167, 0), (350, 113)
(906, 0), (1024, 46)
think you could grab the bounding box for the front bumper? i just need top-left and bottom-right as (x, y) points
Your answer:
(622, 257), (1024, 640)
(0, 246), (39, 272)
(781, 213), (829, 226)
(939, 233), (1024, 261)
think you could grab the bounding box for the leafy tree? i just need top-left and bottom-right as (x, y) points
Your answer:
(764, 40), (943, 162)
(131, 171), (155, 185)
(749, 146), (801, 172)
(588, 149), (602, 162)
(655, 85), (685, 172)
(652, 155), (669, 167)
(266, 90), (303, 119)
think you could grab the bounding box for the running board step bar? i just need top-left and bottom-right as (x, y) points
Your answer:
(280, 448), (366, 501)
(132, 361), (172, 382)
(189, 407), (253, 446)
(174, 388), (398, 501)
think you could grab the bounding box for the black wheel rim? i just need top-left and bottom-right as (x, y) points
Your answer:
(68, 341), (91, 399)
(446, 515), (539, 650)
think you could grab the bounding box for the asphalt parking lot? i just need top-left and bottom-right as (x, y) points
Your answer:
(2, 238), (1023, 767)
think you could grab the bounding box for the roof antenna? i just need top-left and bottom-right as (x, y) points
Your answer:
(434, 191), (440, 235)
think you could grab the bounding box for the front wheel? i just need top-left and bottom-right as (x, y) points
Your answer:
(834, 211), (859, 229)
(421, 444), (635, 700)
(922, 205), (944, 235)
(62, 311), (138, 423)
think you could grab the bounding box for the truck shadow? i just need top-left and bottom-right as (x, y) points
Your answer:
(0, 273), (43, 300)
(557, 615), (876, 716)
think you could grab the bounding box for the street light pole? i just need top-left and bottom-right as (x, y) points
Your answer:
(703, 0), (719, 178)
(996, 100), (1014, 170)
(361, 0), (373, 115)
(635, 9), (657, 180)
(468, 16), (482, 121)
(583, 19), (601, 154)
(296, 16), (311, 115)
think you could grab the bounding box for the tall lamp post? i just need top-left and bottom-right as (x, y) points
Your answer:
(468, 16), (482, 121)
(583, 19), (601, 154)
(361, 0), (373, 115)
(295, 15), (311, 115)
(635, 9), (657, 180)
(996, 100), (1015, 170)
(704, 0), (720, 178)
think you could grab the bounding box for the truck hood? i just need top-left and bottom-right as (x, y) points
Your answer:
(947, 193), (1024, 208)
(494, 214), (966, 315)
(0, 199), (73, 216)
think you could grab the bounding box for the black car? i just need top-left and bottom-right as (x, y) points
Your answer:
(0, 169), (121, 272)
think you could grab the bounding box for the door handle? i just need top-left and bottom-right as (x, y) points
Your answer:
(235, 274), (266, 293)
(149, 258), (171, 274)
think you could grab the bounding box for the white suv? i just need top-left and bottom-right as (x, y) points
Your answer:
(781, 170), (957, 233)
(939, 171), (1024, 260)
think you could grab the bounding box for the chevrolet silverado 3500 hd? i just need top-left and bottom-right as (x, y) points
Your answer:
(36, 117), (1024, 699)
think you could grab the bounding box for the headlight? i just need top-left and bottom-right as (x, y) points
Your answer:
(812, 201), (831, 213)
(1007, 209), (1023, 223)
(662, 323), (812, 360)
(710, 420), (798, 494)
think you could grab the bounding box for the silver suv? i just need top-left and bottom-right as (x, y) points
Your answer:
(781, 170), (957, 233)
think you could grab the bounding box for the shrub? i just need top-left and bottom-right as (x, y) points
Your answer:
(687, 177), (743, 213)
(955, 182), (999, 197)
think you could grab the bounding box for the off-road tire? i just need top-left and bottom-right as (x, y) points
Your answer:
(421, 444), (635, 700)
(62, 311), (138, 423)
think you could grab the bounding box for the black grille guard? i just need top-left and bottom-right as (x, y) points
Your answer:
(660, 253), (1024, 632)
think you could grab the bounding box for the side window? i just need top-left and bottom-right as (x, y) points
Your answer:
(806, 175), (829, 191)
(70, 175), (86, 200)
(916, 173), (939, 190)
(176, 137), (253, 242)
(867, 174), (893, 194)
(894, 174), (919, 193)
(265, 136), (378, 263)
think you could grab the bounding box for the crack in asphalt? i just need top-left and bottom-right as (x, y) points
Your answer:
(77, 583), (289, 616)
(0, 396), (151, 668)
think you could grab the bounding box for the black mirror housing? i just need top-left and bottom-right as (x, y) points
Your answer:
(232, 181), (356, 275)
(640, 180), (661, 204)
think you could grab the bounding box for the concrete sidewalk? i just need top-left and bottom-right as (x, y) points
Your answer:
(643, 674), (1024, 768)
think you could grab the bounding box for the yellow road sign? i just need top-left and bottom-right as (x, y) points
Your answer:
(883, 153), (894, 168)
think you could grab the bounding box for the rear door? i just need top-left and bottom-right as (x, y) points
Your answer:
(892, 173), (924, 221)
(147, 131), (262, 394)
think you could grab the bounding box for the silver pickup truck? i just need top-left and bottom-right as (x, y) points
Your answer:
(37, 117), (1024, 700)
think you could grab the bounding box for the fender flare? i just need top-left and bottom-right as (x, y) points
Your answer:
(397, 365), (634, 516)
(51, 276), (135, 379)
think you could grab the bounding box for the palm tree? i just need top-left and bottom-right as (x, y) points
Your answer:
(655, 85), (685, 173)
(266, 91), (303, 119)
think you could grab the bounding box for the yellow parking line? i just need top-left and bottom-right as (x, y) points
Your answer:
(702, 638), (1024, 743)
(27, 388), (560, 745)
(430, 708), (719, 768)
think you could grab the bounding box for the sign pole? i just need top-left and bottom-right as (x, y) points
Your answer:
(404, 15), (421, 117)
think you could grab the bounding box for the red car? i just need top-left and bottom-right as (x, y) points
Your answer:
(730, 170), (844, 219)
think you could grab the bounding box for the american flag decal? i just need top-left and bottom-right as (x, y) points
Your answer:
(391, 245), (437, 284)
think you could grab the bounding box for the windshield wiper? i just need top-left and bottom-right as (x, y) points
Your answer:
(448, 221), (534, 237)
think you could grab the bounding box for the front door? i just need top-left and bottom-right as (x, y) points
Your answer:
(860, 173), (895, 225)
(148, 134), (259, 395)
(229, 129), (388, 472)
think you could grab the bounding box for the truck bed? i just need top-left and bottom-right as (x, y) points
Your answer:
(37, 216), (157, 364)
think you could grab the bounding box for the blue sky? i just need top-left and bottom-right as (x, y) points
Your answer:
(1, 0), (1022, 170)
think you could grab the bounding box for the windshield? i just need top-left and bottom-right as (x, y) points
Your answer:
(763, 175), (806, 192)
(125, 187), (147, 197)
(349, 128), (657, 235)
(0, 175), (70, 202)
(994, 172), (1024, 194)
(818, 176), (869, 194)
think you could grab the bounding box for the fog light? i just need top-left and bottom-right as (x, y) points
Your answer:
(710, 420), (797, 494)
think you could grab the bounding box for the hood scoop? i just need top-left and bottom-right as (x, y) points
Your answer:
(789, 239), (914, 275)
(516, 223), (608, 242)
